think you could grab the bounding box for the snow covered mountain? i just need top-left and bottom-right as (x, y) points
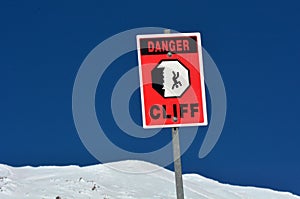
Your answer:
(0, 160), (299, 199)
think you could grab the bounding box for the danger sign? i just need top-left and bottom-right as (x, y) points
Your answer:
(137, 33), (207, 128)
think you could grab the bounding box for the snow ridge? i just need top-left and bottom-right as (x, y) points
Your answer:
(0, 160), (299, 199)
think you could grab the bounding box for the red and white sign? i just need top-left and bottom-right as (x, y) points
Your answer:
(136, 33), (207, 128)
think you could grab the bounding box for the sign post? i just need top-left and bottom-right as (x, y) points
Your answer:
(136, 29), (207, 199)
(172, 126), (184, 199)
(165, 29), (184, 199)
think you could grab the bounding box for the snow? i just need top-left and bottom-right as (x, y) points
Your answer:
(0, 160), (299, 199)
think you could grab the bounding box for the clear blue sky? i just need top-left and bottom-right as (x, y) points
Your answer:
(1, 0), (300, 196)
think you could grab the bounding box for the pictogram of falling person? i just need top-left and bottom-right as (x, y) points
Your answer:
(152, 60), (190, 98)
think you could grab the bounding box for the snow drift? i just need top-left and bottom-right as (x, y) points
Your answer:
(0, 160), (299, 199)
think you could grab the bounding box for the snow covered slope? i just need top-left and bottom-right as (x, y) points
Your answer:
(0, 160), (299, 199)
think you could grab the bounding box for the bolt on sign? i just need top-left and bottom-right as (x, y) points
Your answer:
(136, 33), (207, 128)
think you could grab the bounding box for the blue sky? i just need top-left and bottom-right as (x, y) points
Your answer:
(1, 0), (300, 196)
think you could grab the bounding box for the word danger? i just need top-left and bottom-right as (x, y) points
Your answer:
(149, 103), (199, 120)
(148, 39), (190, 53)
(140, 36), (198, 55)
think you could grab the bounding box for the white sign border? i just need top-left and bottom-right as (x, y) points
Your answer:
(136, 32), (208, 129)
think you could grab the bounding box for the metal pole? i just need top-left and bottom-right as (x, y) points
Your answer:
(164, 29), (184, 199)
(172, 127), (184, 199)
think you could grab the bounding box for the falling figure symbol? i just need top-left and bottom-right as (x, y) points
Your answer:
(172, 71), (182, 90)
(153, 60), (190, 97)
